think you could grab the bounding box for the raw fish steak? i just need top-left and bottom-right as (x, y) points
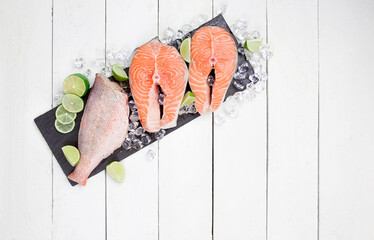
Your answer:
(68, 74), (129, 185)
(189, 26), (238, 114)
(129, 38), (188, 133)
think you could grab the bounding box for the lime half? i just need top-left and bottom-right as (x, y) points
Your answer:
(63, 73), (90, 97)
(107, 161), (125, 183)
(55, 119), (75, 134)
(62, 94), (84, 113)
(180, 91), (196, 107)
(244, 39), (263, 53)
(55, 105), (77, 124)
(61, 145), (80, 166)
(112, 64), (128, 82)
(180, 37), (191, 63)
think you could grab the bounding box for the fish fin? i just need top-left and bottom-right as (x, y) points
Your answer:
(68, 170), (88, 186)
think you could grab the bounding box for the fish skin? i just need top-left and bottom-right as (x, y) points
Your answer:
(129, 38), (188, 133)
(68, 74), (129, 185)
(189, 26), (238, 114)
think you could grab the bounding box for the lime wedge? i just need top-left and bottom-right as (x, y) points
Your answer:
(112, 64), (128, 82)
(55, 119), (75, 134)
(61, 145), (80, 166)
(63, 73), (90, 97)
(180, 91), (196, 107)
(180, 37), (191, 63)
(55, 105), (77, 124)
(62, 94), (84, 113)
(107, 161), (125, 183)
(244, 39), (263, 53)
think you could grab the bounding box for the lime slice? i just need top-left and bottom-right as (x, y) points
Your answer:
(55, 119), (75, 134)
(55, 105), (77, 124)
(106, 161), (125, 183)
(112, 64), (128, 82)
(244, 39), (263, 53)
(63, 73), (90, 97)
(180, 91), (196, 107)
(61, 145), (80, 166)
(62, 94), (84, 113)
(180, 37), (191, 63)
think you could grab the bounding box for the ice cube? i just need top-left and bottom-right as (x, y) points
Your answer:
(234, 71), (246, 80)
(129, 121), (139, 131)
(140, 133), (152, 145)
(101, 66), (112, 77)
(259, 43), (273, 60)
(214, 113), (226, 126)
(154, 129), (166, 140)
(54, 92), (64, 105)
(158, 93), (165, 105)
(128, 100), (137, 112)
(132, 139), (143, 150)
(122, 138), (132, 150)
(176, 30), (184, 40)
(181, 24), (193, 34)
(238, 62), (249, 73)
(146, 149), (157, 161)
(233, 80), (245, 90)
(248, 31), (261, 40)
(85, 69), (92, 77)
(207, 75), (215, 86)
(188, 104), (197, 114)
(74, 57), (85, 69)
(106, 49), (117, 60)
(235, 19), (247, 30)
(95, 58), (105, 68)
(135, 126), (145, 136)
(233, 91), (244, 103)
(116, 50), (129, 61)
(127, 130), (136, 140)
(129, 111), (140, 122)
(242, 89), (256, 102)
(225, 105), (240, 119)
(253, 81), (266, 93)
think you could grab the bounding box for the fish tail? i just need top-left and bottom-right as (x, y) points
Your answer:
(68, 169), (88, 186)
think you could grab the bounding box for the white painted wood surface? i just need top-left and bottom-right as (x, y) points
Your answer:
(213, 1), (267, 239)
(52, 0), (106, 239)
(267, 0), (319, 240)
(319, 0), (374, 239)
(158, 1), (213, 240)
(1, 0), (374, 239)
(106, 1), (159, 239)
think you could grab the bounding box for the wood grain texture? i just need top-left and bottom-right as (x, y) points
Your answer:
(158, 1), (213, 239)
(105, 0), (159, 239)
(267, 0), (319, 239)
(52, 0), (106, 239)
(0, 0), (52, 239)
(212, 0), (267, 239)
(319, 0), (374, 239)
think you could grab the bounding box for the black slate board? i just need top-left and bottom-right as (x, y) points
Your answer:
(34, 14), (254, 186)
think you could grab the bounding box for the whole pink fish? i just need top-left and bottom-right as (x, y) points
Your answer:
(68, 74), (129, 185)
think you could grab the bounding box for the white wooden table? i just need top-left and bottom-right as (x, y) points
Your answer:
(1, 0), (374, 239)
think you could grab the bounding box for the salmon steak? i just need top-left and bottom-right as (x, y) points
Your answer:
(68, 74), (129, 185)
(129, 38), (188, 133)
(189, 26), (238, 114)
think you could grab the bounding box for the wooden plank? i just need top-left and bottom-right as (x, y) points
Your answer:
(212, 0), (267, 239)
(105, 0), (159, 239)
(52, 0), (106, 239)
(319, 0), (374, 239)
(158, 1), (213, 239)
(267, 0), (319, 239)
(0, 0), (52, 239)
